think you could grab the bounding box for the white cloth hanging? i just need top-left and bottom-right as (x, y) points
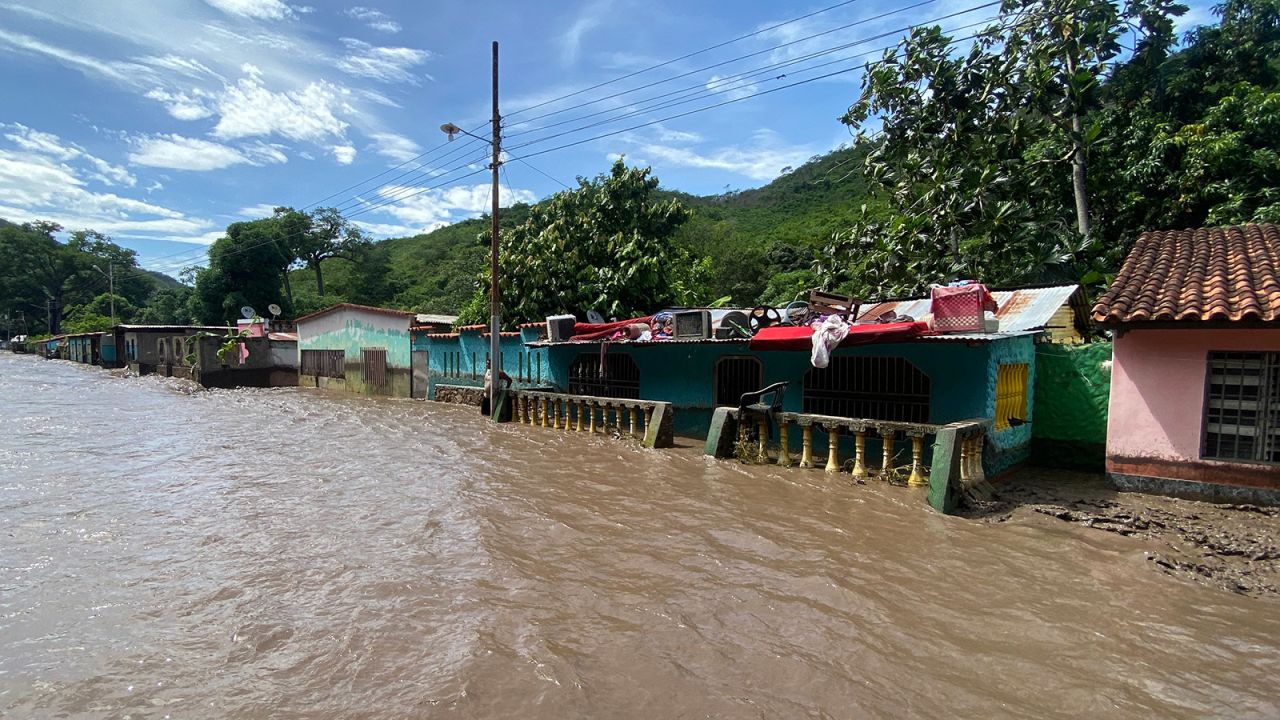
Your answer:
(810, 315), (850, 368)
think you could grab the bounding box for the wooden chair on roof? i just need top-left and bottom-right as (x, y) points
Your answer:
(808, 290), (861, 323)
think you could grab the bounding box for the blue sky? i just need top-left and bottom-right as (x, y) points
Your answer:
(0, 0), (1217, 277)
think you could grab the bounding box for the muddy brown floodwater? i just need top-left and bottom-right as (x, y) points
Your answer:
(2, 353), (1278, 719)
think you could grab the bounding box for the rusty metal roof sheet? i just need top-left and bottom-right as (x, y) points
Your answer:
(857, 284), (1082, 334)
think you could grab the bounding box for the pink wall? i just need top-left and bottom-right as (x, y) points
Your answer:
(1108, 327), (1280, 486)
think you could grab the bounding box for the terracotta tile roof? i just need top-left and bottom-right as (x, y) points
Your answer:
(1092, 224), (1280, 324)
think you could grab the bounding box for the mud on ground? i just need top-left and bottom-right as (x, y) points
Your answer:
(963, 469), (1280, 599)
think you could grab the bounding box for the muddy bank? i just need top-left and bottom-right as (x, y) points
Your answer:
(966, 468), (1280, 599)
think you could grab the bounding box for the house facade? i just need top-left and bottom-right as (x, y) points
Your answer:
(1094, 224), (1280, 503)
(296, 303), (417, 397)
(417, 285), (1084, 477)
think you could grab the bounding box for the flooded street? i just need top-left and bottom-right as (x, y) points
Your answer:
(2, 353), (1278, 719)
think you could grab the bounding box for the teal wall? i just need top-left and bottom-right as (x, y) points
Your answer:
(416, 331), (551, 398)
(299, 316), (411, 368)
(415, 332), (1037, 475)
(985, 334), (1036, 475)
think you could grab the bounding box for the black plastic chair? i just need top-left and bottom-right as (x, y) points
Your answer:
(738, 381), (788, 440)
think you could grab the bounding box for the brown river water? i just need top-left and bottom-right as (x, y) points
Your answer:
(1, 352), (1277, 719)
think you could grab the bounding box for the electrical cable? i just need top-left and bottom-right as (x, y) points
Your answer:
(505, 3), (999, 142)
(506, 12), (999, 154)
(506, 0), (869, 118)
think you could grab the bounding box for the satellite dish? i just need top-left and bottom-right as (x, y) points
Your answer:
(267, 303), (282, 319)
(240, 305), (256, 319)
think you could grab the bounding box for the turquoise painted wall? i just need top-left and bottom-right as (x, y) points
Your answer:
(986, 334), (1036, 474)
(299, 316), (411, 368)
(416, 331), (550, 398)
(540, 339), (1002, 443)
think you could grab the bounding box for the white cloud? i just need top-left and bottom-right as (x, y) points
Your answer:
(0, 28), (139, 84)
(2, 123), (136, 188)
(332, 144), (357, 164)
(202, 0), (295, 20)
(633, 129), (817, 181)
(345, 7), (401, 33)
(136, 55), (224, 81)
(706, 74), (760, 102)
(561, 0), (610, 65)
(239, 202), (280, 217)
(129, 134), (273, 171)
(213, 70), (351, 142)
(0, 139), (214, 241)
(369, 132), (420, 163)
(371, 182), (536, 231)
(145, 88), (216, 121)
(337, 38), (431, 84)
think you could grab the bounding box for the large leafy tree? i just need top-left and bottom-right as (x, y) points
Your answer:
(459, 159), (698, 325)
(290, 206), (371, 296)
(191, 219), (295, 324)
(0, 222), (155, 334)
(831, 0), (1184, 297)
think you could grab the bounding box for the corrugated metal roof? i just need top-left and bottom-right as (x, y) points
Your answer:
(414, 313), (458, 325)
(857, 284), (1081, 334)
(916, 330), (1041, 342)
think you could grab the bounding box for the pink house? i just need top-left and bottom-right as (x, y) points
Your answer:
(1093, 224), (1280, 502)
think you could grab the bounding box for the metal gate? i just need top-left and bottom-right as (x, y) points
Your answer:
(411, 350), (429, 399)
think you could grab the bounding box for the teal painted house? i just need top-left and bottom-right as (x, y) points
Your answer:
(417, 285), (1084, 476)
(297, 304), (458, 398)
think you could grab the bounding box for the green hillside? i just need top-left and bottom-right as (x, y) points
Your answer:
(286, 144), (871, 315)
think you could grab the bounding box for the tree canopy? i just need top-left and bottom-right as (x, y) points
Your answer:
(458, 159), (700, 325)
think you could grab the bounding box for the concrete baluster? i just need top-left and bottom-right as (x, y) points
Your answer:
(959, 437), (972, 484)
(908, 435), (927, 487)
(644, 406), (653, 433)
(824, 425), (841, 474)
(589, 402), (598, 433)
(799, 423), (814, 468)
(880, 430), (896, 478)
(777, 420), (792, 467)
(757, 415), (769, 458)
(971, 434), (986, 484)
(629, 406), (639, 437)
(852, 431), (868, 479)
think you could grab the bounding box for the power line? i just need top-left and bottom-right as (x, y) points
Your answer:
(505, 0), (869, 118)
(505, 10), (999, 155)
(505, 0), (944, 132)
(505, 3), (998, 143)
(507, 28), (989, 165)
(513, 156), (573, 190)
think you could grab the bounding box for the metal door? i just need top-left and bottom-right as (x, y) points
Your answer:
(411, 350), (429, 399)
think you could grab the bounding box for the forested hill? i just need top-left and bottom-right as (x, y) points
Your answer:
(286, 143), (871, 315)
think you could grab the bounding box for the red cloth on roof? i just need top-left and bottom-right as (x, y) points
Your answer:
(749, 321), (928, 351)
(569, 316), (653, 341)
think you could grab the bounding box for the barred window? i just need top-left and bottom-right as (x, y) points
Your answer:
(995, 363), (1029, 430)
(362, 347), (388, 387)
(715, 356), (763, 406)
(568, 352), (640, 399)
(1203, 352), (1280, 463)
(803, 356), (930, 422)
(301, 349), (345, 378)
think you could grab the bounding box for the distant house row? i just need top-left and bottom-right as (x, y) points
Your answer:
(19, 224), (1279, 506)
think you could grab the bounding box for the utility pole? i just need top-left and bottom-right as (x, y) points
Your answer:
(439, 41), (503, 420)
(93, 263), (116, 327)
(489, 40), (502, 421)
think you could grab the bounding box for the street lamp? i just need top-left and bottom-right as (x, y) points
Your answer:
(91, 263), (115, 327)
(442, 40), (503, 421)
